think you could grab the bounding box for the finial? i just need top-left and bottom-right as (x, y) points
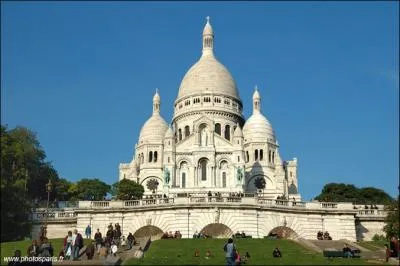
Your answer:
(206, 16), (210, 24)
(255, 85), (258, 91)
(156, 88), (159, 94)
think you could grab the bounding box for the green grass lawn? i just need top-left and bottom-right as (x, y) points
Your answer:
(0, 238), (92, 265)
(124, 238), (388, 265)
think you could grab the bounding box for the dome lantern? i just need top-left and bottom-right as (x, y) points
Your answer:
(153, 88), (160, 114)
(253, 85), (261, 113)
(202, 16), (214, 57)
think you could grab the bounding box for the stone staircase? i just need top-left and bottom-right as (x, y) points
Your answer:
(53, 237), (151, 266)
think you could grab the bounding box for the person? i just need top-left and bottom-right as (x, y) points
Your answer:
(86, 241), (95, 260)
(385, 244), (391, 262)
(235, 250), (242, 265)
(38, 237), (53, 257)
(64, 231), (73, 260)
(121, 235), (126, 249)
(8, 250), (22, 266)
(111, 241), (118, 256)
(243, 252), (250, 264)
(27, 239), (39, 257)
(390, 236), (399, 257)
(194, 249), (200, 257)
(205, 250), (212, 259)
(272, 247), (282, 258)
(94, 229), (102, 254)
(127, 233), (135, 249)
(85, 224), (92, 239)
(208, 191), (212, 202)
(223, 238), (236, 266)
(342, 244), (353, 258)
(72, 229), (83, 260)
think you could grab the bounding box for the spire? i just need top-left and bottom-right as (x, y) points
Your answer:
(253, 85), (261, 113)
(153, 88), (160, 115)
(202, 16), (214, 56)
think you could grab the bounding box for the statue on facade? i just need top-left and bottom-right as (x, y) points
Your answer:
(201, 128), (208, 146)
(236, 167), (243, 183)
(164, 167), (170, 184)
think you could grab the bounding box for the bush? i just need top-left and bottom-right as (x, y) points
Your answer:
(372, 234), (387, 241)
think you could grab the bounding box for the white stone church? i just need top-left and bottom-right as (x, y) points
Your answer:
(119, 18), (300, 200)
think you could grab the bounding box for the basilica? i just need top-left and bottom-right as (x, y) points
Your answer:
(119, 18), (300, 200)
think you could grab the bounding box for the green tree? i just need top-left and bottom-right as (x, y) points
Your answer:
(112, 179), (144, 200)
(1, 125), (61, 241)
(383, 196), (399, 239)
(314, 183), (393, 204)
(254, 177), (266, 190)
(146, 179), (159, 194)
(75, 178), (110, 200)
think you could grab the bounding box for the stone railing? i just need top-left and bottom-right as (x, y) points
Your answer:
(30, 198), (387, 220)
(31, 209), (77, 221)
(357, 209), (386, 216)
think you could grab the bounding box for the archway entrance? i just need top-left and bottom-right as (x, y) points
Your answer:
(134, 225), (164, 240)
(200, 223), (233, 238)
(268, 226), (298, 239)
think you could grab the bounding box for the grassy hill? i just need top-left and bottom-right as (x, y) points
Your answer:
(124, 238), (385, 265)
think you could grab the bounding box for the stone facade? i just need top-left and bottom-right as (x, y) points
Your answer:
(119, 18), (299, 200)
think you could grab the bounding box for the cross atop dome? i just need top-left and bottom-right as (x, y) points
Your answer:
(206, 16), (210, 24)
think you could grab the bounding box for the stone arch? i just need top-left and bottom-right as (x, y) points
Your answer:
(268, 226), (299, 239)
(200, 223), (233, 238)
(134, 225), (164, 240)
(288, 183), (298, 194)
(176, 156), (192, 167)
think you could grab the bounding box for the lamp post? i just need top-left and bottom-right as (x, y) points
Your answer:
(187, 209), (191, 238)
(44, 179), (53, 237)
(256, 212), (259, 238)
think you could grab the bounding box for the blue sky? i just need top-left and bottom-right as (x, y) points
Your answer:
(1, 2), (398, 201)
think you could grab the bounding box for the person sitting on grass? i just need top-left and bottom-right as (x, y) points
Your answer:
(194, 249), (200, 257)
(242, 251), (250, 264)
(205, 250), (212, 259)
(342, 244), (353, 258)
(272, 247), (282, 258)
(86, 241), (95, 260)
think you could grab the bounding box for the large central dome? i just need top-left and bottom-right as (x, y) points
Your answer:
(176, 17), (240, 102)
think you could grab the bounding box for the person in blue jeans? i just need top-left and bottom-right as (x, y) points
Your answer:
(223, 238), (236, 266)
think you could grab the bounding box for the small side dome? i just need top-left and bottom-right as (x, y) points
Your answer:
(164, 126), (174, 138)
(243, 113), (275, 142)
(233, 124), (243, 137)
(139, 115), (168, 144)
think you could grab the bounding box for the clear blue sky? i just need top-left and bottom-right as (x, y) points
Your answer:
(1, 2), (398, 201)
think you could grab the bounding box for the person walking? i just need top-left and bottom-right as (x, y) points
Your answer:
(223, 238), (236, 266)
(85, 224), (92, 239)
(94, 229), (103, 254)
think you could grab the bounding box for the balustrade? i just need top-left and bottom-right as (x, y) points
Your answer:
(321, 202), (338, 208)
(91, 201), (110, 208)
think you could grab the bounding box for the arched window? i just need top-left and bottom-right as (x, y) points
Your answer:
(237, 156), (240, 162)
(168, 157), (170, 163)
(222, 172), (226, 188)
(272, 151), (275, 163)
(269, 150), (272, 163)
(215, 123), (221, 135)
(246, 151), (249, 163)
(200, 159), (208, 181)
(148, 151), (153, 162)
(154, 151), (158, 163)
(141, 153), (144, 164)
(225, 125), (230, 140)
(185, 125), (190, 137)
(182, 173), (186, 188)
(260, 149), (264, 161)
(178, 129), (182, 141)
(255, 149), (259, 161)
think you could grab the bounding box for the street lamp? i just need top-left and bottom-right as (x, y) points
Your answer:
(44, 179), (53, 237)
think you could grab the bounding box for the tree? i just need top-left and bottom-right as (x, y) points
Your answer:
(146, 179), (159, 194)
(383, 196), (399, 239)
(1, 125), (61, 241)
(254, 176), (266, 190)
(75, 178), (110, 200)
(112, 179), (144, 200)
(314, 183), (393, 204)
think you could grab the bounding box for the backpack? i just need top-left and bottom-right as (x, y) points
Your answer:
(76, 233), (83, 248)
